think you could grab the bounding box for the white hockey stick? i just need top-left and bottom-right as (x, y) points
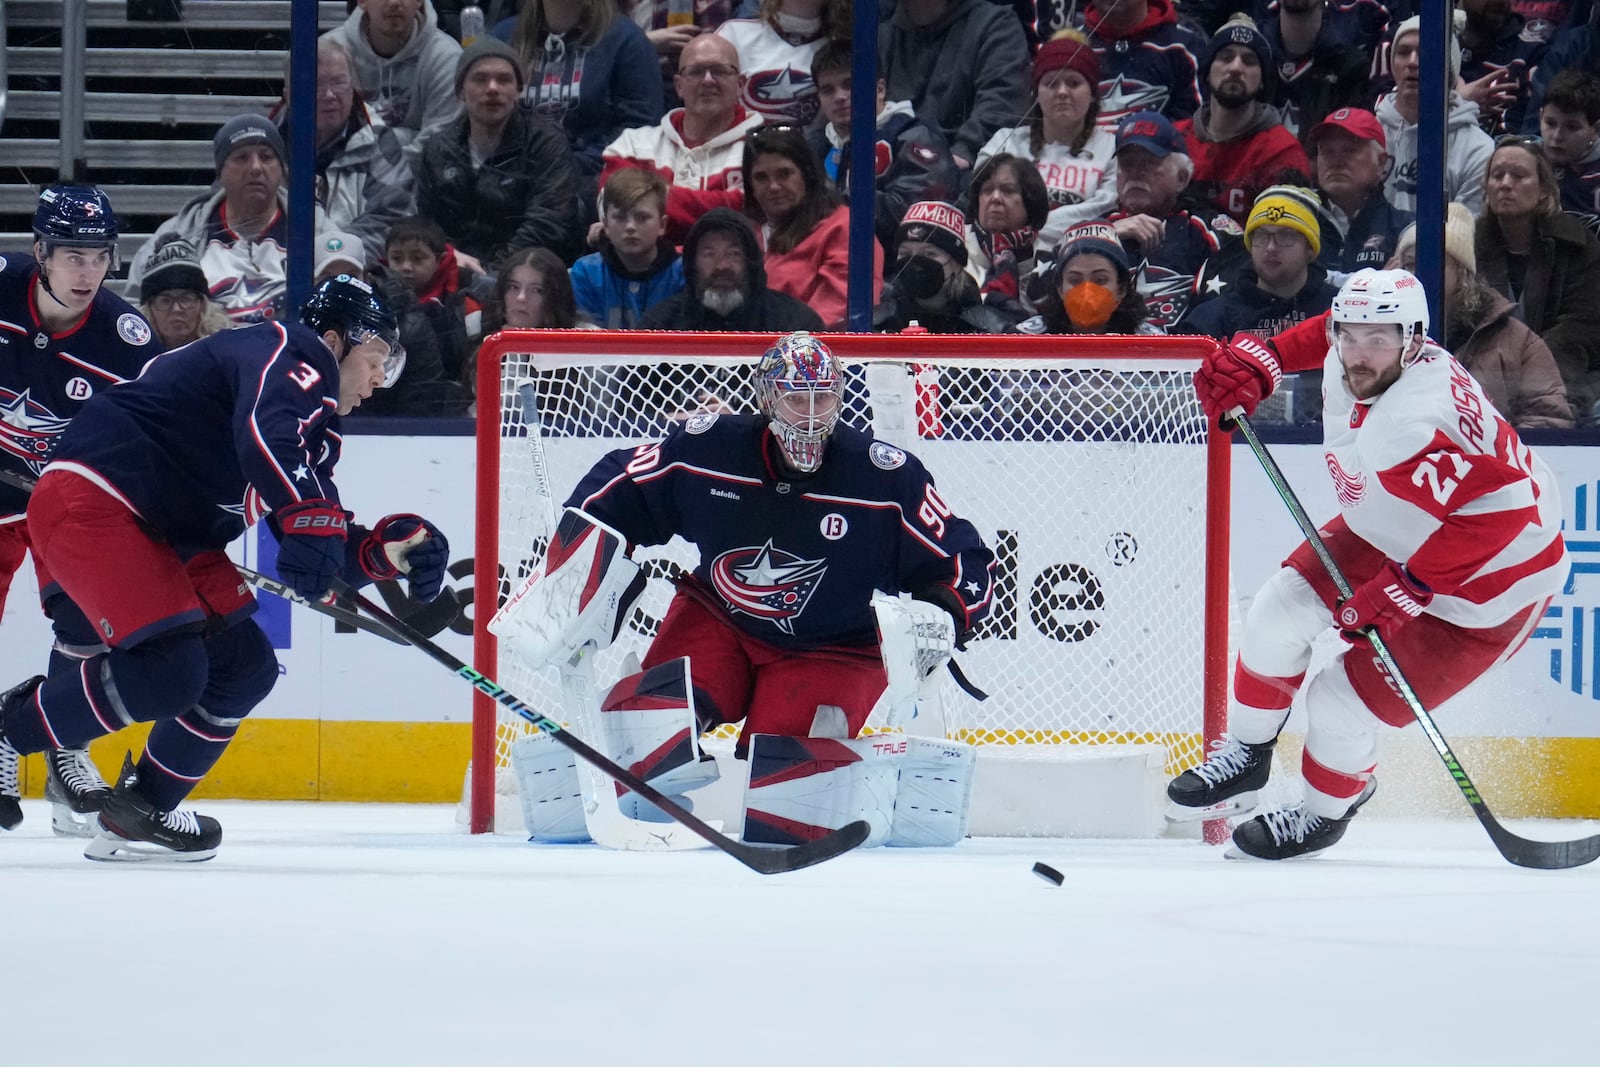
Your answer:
(513, 382), (712, 851)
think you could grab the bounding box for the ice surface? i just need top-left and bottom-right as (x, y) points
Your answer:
(2, 801), (1595, 1066)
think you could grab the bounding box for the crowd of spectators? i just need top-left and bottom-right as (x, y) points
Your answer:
(122, 0), (1600, 426)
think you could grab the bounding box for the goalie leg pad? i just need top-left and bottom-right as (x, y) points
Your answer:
(888, 737), (976, 847)
(740, 734), (905, 848)
(488, 508), (644, 669)
(872, 591), (956, 728)
(601, 658), (720, 823)
(509, 732), (590, 843)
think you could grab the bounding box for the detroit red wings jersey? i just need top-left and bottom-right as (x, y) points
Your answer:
(715, 19), (822, 126)
(1319, 343), (1567, 629)
(566, 414), (994, 651)
(0, 256), (159, 525)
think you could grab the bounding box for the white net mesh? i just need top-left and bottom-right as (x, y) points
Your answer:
(474, 333), (1225, 827)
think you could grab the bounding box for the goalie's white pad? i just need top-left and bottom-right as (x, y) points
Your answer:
(888, 737), (976, 847)
(488, 508), (642, 669)
(509, 732), (590, 842)
(600, 658), (720, 822)
(872, 591), (956, 727)
(741, 734), (904, 848)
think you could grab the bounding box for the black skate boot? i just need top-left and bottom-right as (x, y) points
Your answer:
(85, 753), (221, 862)
(1166, 735), (1276, 822)
(0, 675), (46, 831)
(1227, 779), (1378, 861)
(45, 745), (112, 838)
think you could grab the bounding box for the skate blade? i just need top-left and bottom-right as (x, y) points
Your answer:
(50, 803), (100, 839)
(83, 830), (216, 863)
(1165, 791), (1259, 824)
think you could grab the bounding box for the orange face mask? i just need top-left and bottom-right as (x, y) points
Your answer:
(1063, 281), (1118, 329)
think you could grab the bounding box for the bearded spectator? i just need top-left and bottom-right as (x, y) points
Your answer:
(1179, 15), (1311, 226)
(639, 207), (824, 331)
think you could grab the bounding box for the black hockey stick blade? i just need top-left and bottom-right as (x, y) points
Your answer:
(323, 576), (870, 875)
(1233, 411), (1600, 869)
(236, 565), (407, 645)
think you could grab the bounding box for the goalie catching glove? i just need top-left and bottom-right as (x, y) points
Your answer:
(1194, 332), (1282, 424)
(489, 508), (646, 668)
(872, 590), (959, 728)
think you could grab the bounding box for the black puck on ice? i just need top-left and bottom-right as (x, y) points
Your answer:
(1031, 861), (1064, 886)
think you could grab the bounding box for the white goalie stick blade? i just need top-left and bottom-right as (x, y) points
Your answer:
(559, 653), (720, 852)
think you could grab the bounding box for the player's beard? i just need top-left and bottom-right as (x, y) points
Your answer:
(701, 284), (747, 316)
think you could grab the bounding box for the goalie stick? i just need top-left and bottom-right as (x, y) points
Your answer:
(1232, 410), (1600, 870)
(308, 573), (869, 874)
(0, 468), (404, 645)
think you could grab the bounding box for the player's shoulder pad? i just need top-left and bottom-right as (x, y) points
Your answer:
(91, 288), (156, 349)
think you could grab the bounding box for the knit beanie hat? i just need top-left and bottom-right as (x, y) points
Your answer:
(139, 235), (209, 303)
(1394, 201), (1477, 274)
(1390, 12), (1464, 83)
(1245, 185), (1323, 257)
(455, 37), (525, 94)
(213, 113), (285, 171)
(1206, 14), (1276, 96)
(1055, 221), (1130, 273)
(896, 201), (969, 266)
(1032, 29), (1100, 96)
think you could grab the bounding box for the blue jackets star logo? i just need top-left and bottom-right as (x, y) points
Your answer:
(0, 387), (72, 473)
(709, 539), (827, 634)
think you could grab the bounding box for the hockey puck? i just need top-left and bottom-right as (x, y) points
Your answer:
(1031, 861), (1064, 886)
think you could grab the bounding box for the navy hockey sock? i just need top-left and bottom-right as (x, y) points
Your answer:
(135, 621), (276, 810)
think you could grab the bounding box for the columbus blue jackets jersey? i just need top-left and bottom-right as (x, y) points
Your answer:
(567, 414), (995, 651)
(46, 321), (347, 553)
(0, 256), (159, 523)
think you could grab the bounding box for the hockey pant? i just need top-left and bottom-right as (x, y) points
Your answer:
(4, 470), (280, 809)
(641, 589), (888, 756)
(1231, 521), (1548, 820)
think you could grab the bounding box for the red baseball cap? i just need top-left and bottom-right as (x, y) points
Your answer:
(1309, 108), (1386, 150)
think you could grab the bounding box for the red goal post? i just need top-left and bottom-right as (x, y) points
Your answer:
(470, 330), (1231, 835)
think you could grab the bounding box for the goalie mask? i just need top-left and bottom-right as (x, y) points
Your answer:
(754, 332), (844, 475)
(1329, 268), (1429, 371)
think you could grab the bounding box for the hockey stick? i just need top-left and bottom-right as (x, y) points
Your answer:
(320, 574), (870, 874)
(2, 468), (405, 645)
(1232, 411), (1600, 869)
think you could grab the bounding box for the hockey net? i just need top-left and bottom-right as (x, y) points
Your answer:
(470, 331), (1230, 834)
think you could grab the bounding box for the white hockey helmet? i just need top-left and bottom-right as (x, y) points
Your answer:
(1330, 268), (1430, 365)
(754, 331), (844, 474)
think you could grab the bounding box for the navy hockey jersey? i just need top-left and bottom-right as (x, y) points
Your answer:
(567, 414), (995, 651)
(46, 321), (347, 553)
(0, 256), (160, 524)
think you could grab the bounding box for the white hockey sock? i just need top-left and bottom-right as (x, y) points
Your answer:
(1301, 663), (1380, 819)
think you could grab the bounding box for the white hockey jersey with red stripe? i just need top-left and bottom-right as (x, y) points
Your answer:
(1319, 340), (1567, 629)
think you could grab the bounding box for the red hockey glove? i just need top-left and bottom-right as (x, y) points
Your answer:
(1194, 332), (1283, 425)
(359, 514), (450, 602)
(1337, 561), (1433, 642)
(273, 499), (349, 601)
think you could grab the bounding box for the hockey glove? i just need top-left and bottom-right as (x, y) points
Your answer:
(1194, 332), (1283, 426)
(1337, 561), (1433, 642)
(274, 499), (350, 601)
(358, 514), (450, 602)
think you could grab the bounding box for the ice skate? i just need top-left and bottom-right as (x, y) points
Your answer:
(1165, 735), (1276, 822)
(1227, 779), (1378, 861)
(85, 754), (221, 862)
(45, 745), (112, 838)
(0, 675), (45, 831)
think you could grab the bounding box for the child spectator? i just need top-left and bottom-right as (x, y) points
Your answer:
(1539, 69), (1600, 233)
(487, 246), (596, 330)
(367, 217), (485, 415)
(569, 168), (686, 328)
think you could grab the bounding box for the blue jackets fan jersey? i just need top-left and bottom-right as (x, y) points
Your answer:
(0, 256), (159, 523)
(567, 414), (995, 651)
(46, 321), (347, 554)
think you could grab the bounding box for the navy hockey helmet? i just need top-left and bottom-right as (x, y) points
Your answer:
(300, 273), (406, 388)
(33, 184), (121, 268)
